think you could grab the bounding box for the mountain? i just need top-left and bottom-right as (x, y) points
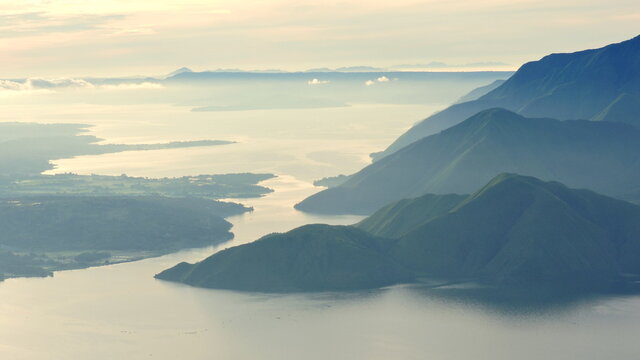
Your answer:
(356, 193), (466, 238)
(155, 224), (413, 292)
(376, 35), (640, 160)
(164, 70), (509, 83)
(296, 108), (640, 215)
(156, 175), (640, 292)
(592, 93), (640, 128)
(165, 67), (193, 78)
(454, 79), (506, 104)
(389, 174), (640, 288)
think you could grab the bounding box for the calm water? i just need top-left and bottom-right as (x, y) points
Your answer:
(1, 84), (640, 359)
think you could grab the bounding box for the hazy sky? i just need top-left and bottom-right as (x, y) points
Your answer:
(0, 0), (638, 77)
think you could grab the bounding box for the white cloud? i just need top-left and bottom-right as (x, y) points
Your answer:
(30, 78), (95, 88)
(0, 78), (94, 91)
(0, 79), (29, 91)
(365, 76), (395, 86)
(0, 78), (163, 92)
(307, 78), (330, 85)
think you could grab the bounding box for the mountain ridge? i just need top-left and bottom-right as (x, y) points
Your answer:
(296, 108), (640, 215)
(376, 35), (640, 160)
(157, 174), (640, 293)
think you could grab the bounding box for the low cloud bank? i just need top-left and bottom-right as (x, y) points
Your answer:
(0, 78), (163, 92)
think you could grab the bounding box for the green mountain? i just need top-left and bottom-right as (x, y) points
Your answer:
(296, 108), (640, 215)
(155, 224), (413, 292)
(376, 35), (640, 160)
(390, 174), (640, 288)
(355, 193), (466, 238)
(156, 175), (640, 292)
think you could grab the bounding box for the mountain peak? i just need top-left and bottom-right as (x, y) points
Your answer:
(467, 108), (522, 122)
(443, 108), (527, 136)
(452, 173), (552, 210)
(482, 172), (544, 188)
(392, 174), (640, 287)
(166, 67), (193, 78)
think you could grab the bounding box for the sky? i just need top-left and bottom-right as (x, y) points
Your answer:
(0, 0), (638, 77)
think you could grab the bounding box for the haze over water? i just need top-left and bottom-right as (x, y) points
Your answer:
(1, 79), (640, 359)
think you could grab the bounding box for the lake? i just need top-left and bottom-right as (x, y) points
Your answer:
(1, 78), (639, 359)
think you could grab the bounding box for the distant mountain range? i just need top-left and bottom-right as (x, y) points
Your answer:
(375, 35), (640, 160)
(296, 108), (640, 215)
(165, 67), (193, 78)
(163, 61), (509, 75)
(164, 70), (511, 83)
(157, 174), (640, 293)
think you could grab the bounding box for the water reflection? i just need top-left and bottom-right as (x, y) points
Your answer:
(403, 283), (604, 316)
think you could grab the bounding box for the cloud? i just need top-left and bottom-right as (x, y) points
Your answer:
(29, 78), (94, 89)
(0, 80), (29, 91)
(0, 78), (93, 91)
(307, 78), (330, 85)
(0, 78), (162, 92)
(364, 76), (395, 86)
(0, 79), (57, 96)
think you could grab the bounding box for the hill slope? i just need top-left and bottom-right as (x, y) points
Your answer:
(296, 108), (640, 215)
(155, 224), (413, 292)
(157, 175), (640, 292)
(454, 79), (506, 104)
(392, 174), (640, 288)
(355, 193), (466, 238)
(377, 35), (640, 159)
